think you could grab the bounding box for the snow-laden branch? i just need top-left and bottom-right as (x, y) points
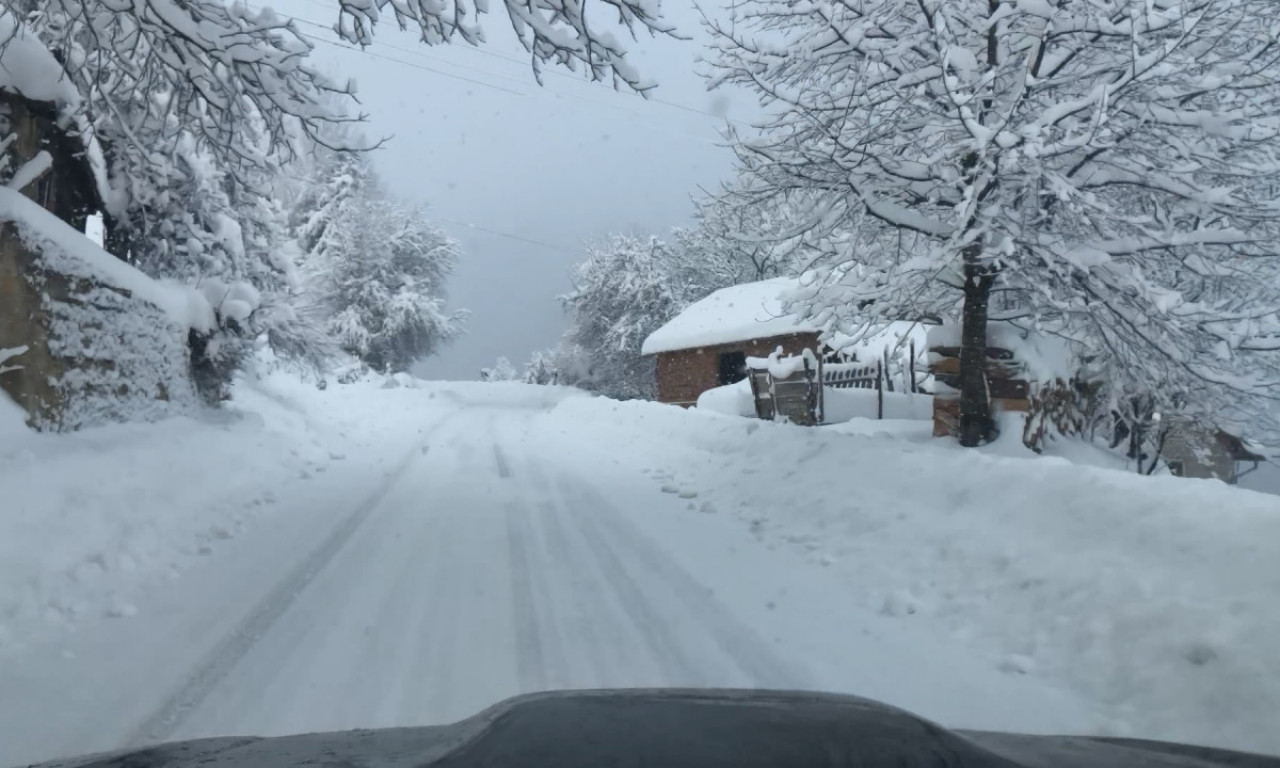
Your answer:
(706, 0), (1280, 440)
(5, 152), (51, 193)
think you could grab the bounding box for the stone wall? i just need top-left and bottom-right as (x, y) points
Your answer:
(654, 332), (821, 407)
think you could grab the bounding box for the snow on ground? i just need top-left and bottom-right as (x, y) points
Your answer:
(697, 380), (932, 423)
(539, 395), (1280, 756)
(0, 372), (433, 654)
(1, 377), (1278, 765)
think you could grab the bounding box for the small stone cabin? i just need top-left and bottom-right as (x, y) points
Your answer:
(1161, 421), (1265, 484)
(642, 279), (829, 407)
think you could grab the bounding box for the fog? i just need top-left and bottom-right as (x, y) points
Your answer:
(268, 1), (744, 379)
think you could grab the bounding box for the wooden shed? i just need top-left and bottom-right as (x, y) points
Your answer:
(642, 279), (827, 407)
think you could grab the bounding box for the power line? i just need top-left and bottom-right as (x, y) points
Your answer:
(438, 218), (578, 255)
(272, 1), (746, 129)
(297, 31), (530, 96)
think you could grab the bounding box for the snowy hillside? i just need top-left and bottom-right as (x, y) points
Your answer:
(2, 377), (1278, 765)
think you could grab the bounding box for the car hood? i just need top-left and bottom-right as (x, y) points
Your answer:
(28, 689), (1280, 768)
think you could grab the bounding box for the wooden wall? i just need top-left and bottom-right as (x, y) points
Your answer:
(654, 332), (821, 407)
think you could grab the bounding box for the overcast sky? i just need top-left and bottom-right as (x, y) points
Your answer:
(268, 0), (746, 379)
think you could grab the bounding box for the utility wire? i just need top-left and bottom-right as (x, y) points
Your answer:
(271, 1), (747, 129)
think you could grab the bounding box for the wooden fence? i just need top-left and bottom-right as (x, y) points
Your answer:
(821, 341), (921, 420)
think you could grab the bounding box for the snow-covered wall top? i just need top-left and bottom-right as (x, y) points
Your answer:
(0, 14), (79, 106)
(0, 188), (214, 332)
(1, 187), (205, 429)
(642, 278), (823, 355)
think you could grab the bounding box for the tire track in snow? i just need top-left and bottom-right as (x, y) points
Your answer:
(127, 415), (454, 747)
(555, 486), (710, 686)
(496, 436), (569, 693)
(559, 476), (810, 690)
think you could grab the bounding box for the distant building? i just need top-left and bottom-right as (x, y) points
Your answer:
(642, 278), (924, 408)
(1161, 421), (1265, 484)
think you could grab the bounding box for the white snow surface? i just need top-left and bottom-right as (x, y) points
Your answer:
(642, 278), (819, 354)
(1, 377), (1278, 765)
(696, 379), (756, 417)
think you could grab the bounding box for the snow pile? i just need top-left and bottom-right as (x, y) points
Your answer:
(642, 278), (818, 354)
(541, 395), (1280, 755)
(823, 387), (932, 422)
(745, 346), (818, 379)
(696, 380), (755, 417)
(698, 380), (931, 424)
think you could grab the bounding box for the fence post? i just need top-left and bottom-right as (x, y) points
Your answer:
(909, 339), (917, 393)
(882, 347), (894, 393)
(877, 359), (884, 420)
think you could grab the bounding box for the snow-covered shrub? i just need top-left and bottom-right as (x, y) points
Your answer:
(523, 350), (559, 385)
(480, 357), (518, 382)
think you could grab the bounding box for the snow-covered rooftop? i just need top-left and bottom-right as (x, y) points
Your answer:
(642, 277), (930, 361)
(642, 278), (821, 355)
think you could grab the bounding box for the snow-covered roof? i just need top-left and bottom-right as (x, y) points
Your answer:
(642, 278), (822, 355)
(642, 277), (931, 360)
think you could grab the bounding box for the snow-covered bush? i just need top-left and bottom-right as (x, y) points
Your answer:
(523, 351), (559, 385)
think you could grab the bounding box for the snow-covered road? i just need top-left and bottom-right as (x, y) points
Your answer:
(1, 382), (1116, 766)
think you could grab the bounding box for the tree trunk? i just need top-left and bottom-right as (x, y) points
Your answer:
(958, 267), (996, 447)
(0, 93), (98, 230)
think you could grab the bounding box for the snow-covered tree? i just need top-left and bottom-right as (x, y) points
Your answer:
(560, 234), (701, 400)
(5, 0), (673, 403)
(523, 350), (559, 385)
(707, 0), (1280, 446)
(317, 196), (464, 372)
(675, 187), (807, 285)
(480, 357), (519, 382)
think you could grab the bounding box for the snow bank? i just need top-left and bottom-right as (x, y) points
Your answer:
(696, 380), (755, 417)
(0, 371), (443, 656)
(542, 395), (1280, 755)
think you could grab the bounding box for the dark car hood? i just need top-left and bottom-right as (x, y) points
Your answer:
(27, 689), (1280, 768)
